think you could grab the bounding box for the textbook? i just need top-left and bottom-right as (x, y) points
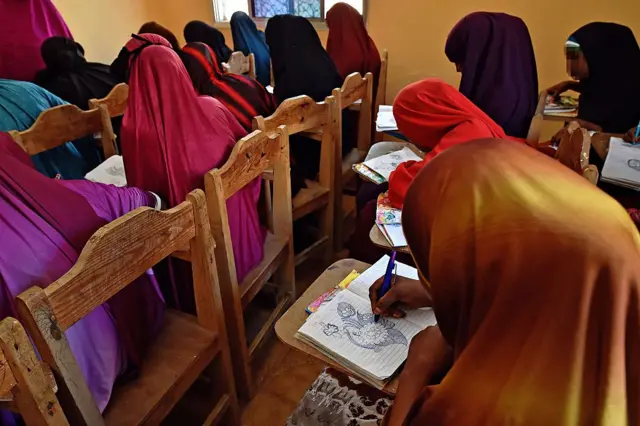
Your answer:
(601, 137), (640, 190)
(85, 155), (127, 187)
(297, 256), (437, 388)
(544, 95), (579, 114)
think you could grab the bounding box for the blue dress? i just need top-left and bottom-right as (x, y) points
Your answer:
(230, 11), (271, 87)
(0, 79), (97, 179)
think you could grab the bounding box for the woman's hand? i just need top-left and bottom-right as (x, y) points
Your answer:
(369, 275), (432, 318)
(546, 80), (579, 96)
(624, 127), (639, 144)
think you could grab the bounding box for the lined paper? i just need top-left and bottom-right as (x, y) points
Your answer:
(363, 147), (422, 181)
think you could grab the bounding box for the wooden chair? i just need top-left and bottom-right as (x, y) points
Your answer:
(374, 50), (389, 143)
(88, 83), (129, 118)
(205, 129), (294, 400)
(9, 104), (117, 160)
(332, 72), (374, 250)
(0, 317), (69, 426)
(16, 190), (240, 426)
(226, 52), (256, 79)
(556, 121), (599, 185)
(254, 95), (337, 266)
(526, 90), (547, 147)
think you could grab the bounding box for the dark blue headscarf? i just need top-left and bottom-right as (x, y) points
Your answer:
(230, 12), (271, 86)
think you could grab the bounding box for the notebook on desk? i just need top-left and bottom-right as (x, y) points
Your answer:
(353, 147), (422, 184)
(376, 105), (398, 132)
(601, 137), (640, 190)
(85, 155), (127, 187)
(296, 256), (437, 388)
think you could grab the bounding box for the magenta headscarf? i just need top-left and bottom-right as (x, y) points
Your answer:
(0, 0), (73, 81)
(0, 133), (164, 411)
(120, 33), (265, 287)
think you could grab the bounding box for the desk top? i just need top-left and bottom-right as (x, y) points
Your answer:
(369, 225), (411, 254)
(275, 259), (400, 395)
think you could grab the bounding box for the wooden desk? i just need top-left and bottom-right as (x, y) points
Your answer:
(543, 110), (578, 122)
(275, 259), (401, 395)
(369, 225), (411, 254)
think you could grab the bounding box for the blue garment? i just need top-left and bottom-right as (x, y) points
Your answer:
(230, 11), (271, 86)
(0, 79), (95, 179)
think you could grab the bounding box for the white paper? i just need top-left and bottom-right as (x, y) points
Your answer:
(602, 137), (640, 189)
(298, 290), (422, 381)
(376, 105), (397, 132)
(383, 224), (408, 248)
(363, 147), (422, 180)
(266, 85), (274, 94)
(85, 155), (127, 187)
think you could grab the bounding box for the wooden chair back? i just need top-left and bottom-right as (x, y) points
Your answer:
(227, 52), (256, 79)
(9, 104), (117, 159)
(526, 90), (548, 147)
(253, 95), (337, 265)
(556, 121), (599, 185)
(374, 49), (388, 142)
(16, 190), (239, 426)
(88, 83), (129, 118)
(0, 318), (69, 426)
(205, 129), (294, 399)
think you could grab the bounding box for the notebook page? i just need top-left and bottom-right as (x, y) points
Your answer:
(85, 155), (127, 187)
(602, 138), (640, 186)
(298, 290), (422, 380)
(347, 256), (437, 329)
(383, 224), (408, 247)
(363, 147), (422, 181)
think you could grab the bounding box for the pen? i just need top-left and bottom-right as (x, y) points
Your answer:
(374, 251), (397, 323)
(634, 120), (640, 144)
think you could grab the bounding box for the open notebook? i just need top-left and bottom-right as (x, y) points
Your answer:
(85, 155), (127, 187)
(297, 256), (437, 388)
(353, 147), (422, 184)
(602, 137), (640, 190)
(376, 105), (397, 132)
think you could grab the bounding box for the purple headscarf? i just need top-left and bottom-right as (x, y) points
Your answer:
(0, 0), (73, 81)
(445, 12), (538, 138)
(0, 133), (164, 411)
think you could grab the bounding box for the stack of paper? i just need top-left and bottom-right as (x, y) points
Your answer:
(544, 95), (579, 114)
(376, 105), (397, 132)
(85, 155), (127, 187)
(602, 137), (640, 190)
(296, 256), (437, 388)
(376, 193), (407, 248)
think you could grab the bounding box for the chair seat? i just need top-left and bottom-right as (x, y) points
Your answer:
(292, 180), (330, 221)
(240, 231), (289, 308)
(104, 310), (219, 426)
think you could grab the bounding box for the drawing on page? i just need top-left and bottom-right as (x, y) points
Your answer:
(106, 164), (125, 176)
(323, 302), (408, 352)
(627, 159), (640, 172)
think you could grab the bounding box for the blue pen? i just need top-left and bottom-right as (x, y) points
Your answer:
(634, 120), (640, 145)
(374, 251), (397, 322)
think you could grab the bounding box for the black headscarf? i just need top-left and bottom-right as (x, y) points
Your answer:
(138, 22), (182, 51)
(184, 21), (232, 66)
(265, 14), (343, 103)
(34, 36), (119, 110)
(571, 22), (640, 133)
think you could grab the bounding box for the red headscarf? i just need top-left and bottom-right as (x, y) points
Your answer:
(388, 78), (519, 208)
(326, 3), (381, 83)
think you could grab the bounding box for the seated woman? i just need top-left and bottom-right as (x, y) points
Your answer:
(182, 41), (276, 132)
(445, 12), (538, 138)
(326, 3), (381, 90)
(0, 78), (95, 178)
(547, 22), (640, 135)
(230, 11), (271, 87)
(138, 21), (182, 51)
(119, 34), (265, 310)
(369, 139), (638, 426)
(184, 21), (233, 65)
(0, 132), (164, 414)
(266, 14), (351, 195)
(0, 0), (72, 82)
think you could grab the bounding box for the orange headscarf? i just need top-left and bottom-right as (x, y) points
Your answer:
(402, 139), (639, 426)
(388, 78), (517, 208)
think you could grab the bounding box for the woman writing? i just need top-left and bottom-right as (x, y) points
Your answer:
(371, 139), (639, 425)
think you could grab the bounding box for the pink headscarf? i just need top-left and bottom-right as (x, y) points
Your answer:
(0, 0), (73, 81)
(121, 34), (265, 284)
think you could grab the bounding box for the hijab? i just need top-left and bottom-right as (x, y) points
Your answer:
(445, 12), (538, 138)
(326, 3), (381, 85)
(0, 133), (164, 411)
(138, 21), (182, 51)
(0, 0), (73, 82)
(230, 11), (271, 86)
(401, 138), (639, 426)
(388, 78), (512, 207)
(570, 22), (640, 133)
(182, 42), (276, 131)
(34, 37), (120, 110)
(265, 14), (343, 103)
(184, 21), (233, 65)
(120, 33), (265, 284)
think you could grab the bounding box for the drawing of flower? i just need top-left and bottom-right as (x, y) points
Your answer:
(321, 323), (340, 337)
(337, 302), (356, 319)
(336, 302), (408, 351)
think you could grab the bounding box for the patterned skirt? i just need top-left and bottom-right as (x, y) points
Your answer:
(287, 367), (393, 426)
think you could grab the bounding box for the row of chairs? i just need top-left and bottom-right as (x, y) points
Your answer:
(5, 69), (382, 424)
